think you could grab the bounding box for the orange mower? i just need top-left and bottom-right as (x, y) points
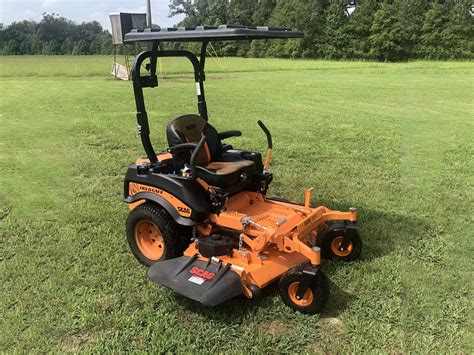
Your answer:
(120, 22), (362, 314)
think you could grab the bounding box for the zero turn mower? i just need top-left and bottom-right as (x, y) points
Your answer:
(119, 22), (362, 314)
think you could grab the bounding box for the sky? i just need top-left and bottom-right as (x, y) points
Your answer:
(0, 0), (185, 30)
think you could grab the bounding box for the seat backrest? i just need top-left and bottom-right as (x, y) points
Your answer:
(166, 114), (222, 166)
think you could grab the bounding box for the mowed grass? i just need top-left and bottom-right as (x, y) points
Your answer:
(1, 56), (473, 352)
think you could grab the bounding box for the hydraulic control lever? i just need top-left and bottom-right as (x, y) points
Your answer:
(257, 120), (273, 171)
(190, 135), (207, 179)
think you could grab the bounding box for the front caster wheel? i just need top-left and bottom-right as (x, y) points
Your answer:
(126, 202), (191, 266)
(279, 265), (329, 314)
(322, 223), (362, 262)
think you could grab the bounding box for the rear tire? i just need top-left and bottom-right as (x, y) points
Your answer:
(279, 265), (329, 314)
(126, 202), (192, 266)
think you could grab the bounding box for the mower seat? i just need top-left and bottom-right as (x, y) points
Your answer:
(166, 114), (256, 188)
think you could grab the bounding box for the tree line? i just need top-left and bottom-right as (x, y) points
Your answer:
(170, 0), (473, 61)
(1, 1), (473, 61)
(0, 13), (113, 55)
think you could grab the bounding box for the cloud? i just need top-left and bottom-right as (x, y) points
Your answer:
(24, 9), (36, 17)
(41, 0), (57, 7)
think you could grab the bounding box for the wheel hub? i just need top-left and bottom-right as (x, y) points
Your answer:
(135, 220), (164, 260)
(288, 282), (314, 307)
(331, 236), (353, 257)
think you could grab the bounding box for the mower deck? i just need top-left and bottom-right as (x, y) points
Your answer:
(184, 244), (309, 290)
(146, 190), (357, 304)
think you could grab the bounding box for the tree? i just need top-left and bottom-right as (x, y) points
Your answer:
(369, 1), (409, 61)
(248, 0), (277, 56)
(201, 0), (229, 25)
(2, 1), (472, 60)
(221, 0), (258, 55)
(399, 0), (430, 59)
(252, 0), (277, 24)
(268, 0), (329, 58)
(323, 0), (353, 59)
(169, 0), (197, 18)
(448, 0), (474, 59)
(0, 13), (112, 55)
(418, 2), (453, 59)
(228, 0), (257, 25)
(345, 0), (380, 60)
(0, 20), (37, 54)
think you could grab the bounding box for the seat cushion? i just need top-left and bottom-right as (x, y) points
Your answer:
(197, 160), (256, 187)
(220, 149), (264, 173)
(204, 160), (254, 175)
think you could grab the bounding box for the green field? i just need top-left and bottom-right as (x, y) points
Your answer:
(1, 56), (473, 352)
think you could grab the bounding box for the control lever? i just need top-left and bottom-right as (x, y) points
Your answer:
(257, 120), (272, 171)
(190, 135), (207, 179)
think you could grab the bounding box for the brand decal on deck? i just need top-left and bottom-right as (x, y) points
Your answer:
(189, 266), (215, 280)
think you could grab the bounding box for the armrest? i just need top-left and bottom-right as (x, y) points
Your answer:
(218, 130), (242, 140)
(167, 142), (198, 154)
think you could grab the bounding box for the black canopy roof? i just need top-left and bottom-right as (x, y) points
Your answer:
(124, 24), (303, 43)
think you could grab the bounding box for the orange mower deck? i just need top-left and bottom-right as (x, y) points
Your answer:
(146, 189), (358, 307)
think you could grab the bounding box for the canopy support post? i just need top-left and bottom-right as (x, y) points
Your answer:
(197, 41), (209, 121)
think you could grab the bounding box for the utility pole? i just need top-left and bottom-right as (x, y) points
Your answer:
(146, 0), (152, 28)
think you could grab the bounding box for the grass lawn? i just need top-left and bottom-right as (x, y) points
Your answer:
(1, 56), (472, 352)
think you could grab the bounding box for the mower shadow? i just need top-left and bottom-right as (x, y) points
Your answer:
(175, 277), (354, 322)
(175, 282), (281, 323)
(318, 199), (430, 262)
(174, 205), (427, 321)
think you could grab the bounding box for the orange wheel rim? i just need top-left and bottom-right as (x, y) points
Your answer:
(331, 236), (353, 257)
(288, 282), (314, 307)
(135, 220), (164, 260)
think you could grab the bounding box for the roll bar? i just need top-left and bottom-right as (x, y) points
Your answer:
(131, 41), (209, 164)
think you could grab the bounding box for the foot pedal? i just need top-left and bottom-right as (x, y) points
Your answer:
(148, 255), (243, 306)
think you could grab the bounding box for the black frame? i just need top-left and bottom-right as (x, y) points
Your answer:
(132, 41), (210, 164)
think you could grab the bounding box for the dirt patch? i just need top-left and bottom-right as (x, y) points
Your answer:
(322, 316), (342, 326)
(259, 319), (287, 335)
(62, 330), (102, 351)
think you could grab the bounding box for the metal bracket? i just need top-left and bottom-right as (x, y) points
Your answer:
(340, 222), (357, 251)
(276, 217), (288, 227)
(209, 192), (228, 215)
(139, 75), (158, 88)
(296, 267), (318, 300)
(241, 216), (267, 230)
